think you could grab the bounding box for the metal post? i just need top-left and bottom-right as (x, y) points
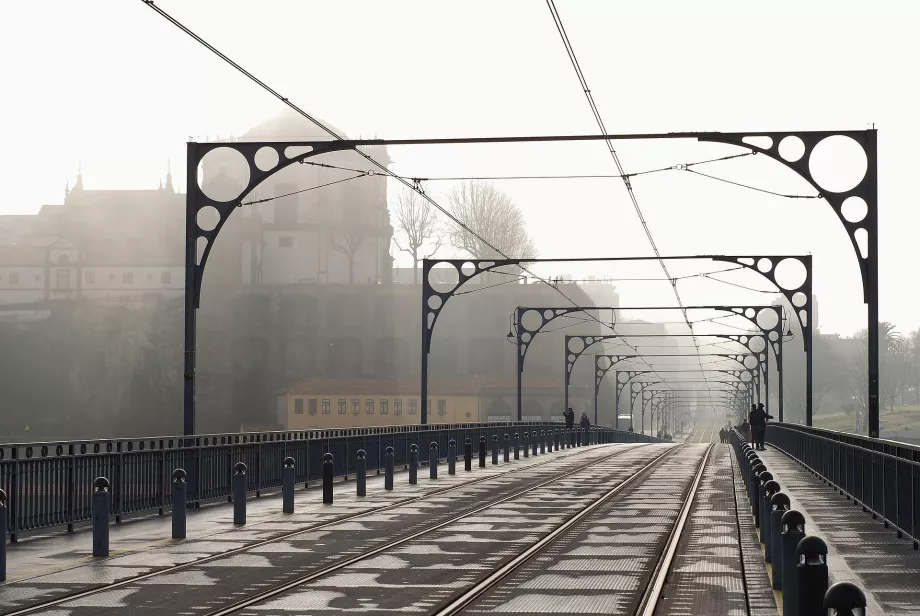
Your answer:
(465, 438), (472, 471)
(762, 480), (780, 560)
(492, 435), (498, 465)
(356, 450), (366, 497)
(778, 333), (785, 422)
(282, 457), (295, 513)
(517, 338), (524, 422)
(570, 429), (576, 448)
(523, 432), (529, 458)
(554, 430), (559, 451)
(448, 440), (456, 475)
(513, 433), (520, 460)
(479, 436), (486, 468)
(0, 488), (7, 581)
(770, 492), (791, 590)
(385, 446), (394, 490)
(232, 462), (246, 525)
(409, 444), (418, 484)
(322, 453), (334, 504)
(823, 582), (867, 616)
(758, 471), (774, 537)
(866, 129), (879, 438)
(576, 430), (582, 447)
(541, 431), (546, 454)
(503, 434), (510, 463)
(781, 510), (807, 616)
(183, 143), (198, 436)
(92, 477), (110, 557)
(797, 536), (829, 616)
(171, 469), (187, 539)
(531, 433), (538, 457)
(429, 442), (438, 479)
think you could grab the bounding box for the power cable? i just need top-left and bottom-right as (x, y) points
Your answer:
(241, 173), (366, 206)
(684, 168), (821, 199)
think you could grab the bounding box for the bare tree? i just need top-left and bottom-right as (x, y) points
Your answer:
(332, 233), (365, 285)
(391, 189), (441, 284)
(446, 181), (537, 260)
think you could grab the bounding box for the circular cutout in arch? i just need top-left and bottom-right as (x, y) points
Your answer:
(198, 147), (250, 202)
(748, 337), (766, 353)
(521, 310), (543, 332)
(757, 258), (773, 273)
(809, 135), (868, 193)
(778, 136), (806, 162)
(196, 206), (221, 232)
(521, 332), (532, 343)
(740, 371), (753, 382)
(792, 292), (808, 308)
(567, 337), (585, 354)
(427, 295), (443, 310)
(744, 355), (759, 370)
(618, 372), (629, 383)
(841, 196), (868, 223)
(461, 262), (476, 276)
(756, 308), (779, 331)
(428, 263), (458, 289)
(774, 258), (807, 291)
(769, 331), (779, 342)
(597, 356), (612, 370)
(254, 147), (280, 172)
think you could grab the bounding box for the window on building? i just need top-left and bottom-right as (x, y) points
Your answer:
(161, 272), (171, 284)
(352, 399), (360, 415)
(380, 399), (388, 415)
(365, 399), (374, 414)
(294, 398), (304, 414)
(123, 272), (133, 283)
(438, 399), (447, 416)
(10, 273), (19, 284)
(278, 236), (293, 248)
(394, 400), (403, 416)
(338, 399), (346, 414)
(321, 399), (330, 414)
(308, 399), (318, 415)
(84, 271), (95, 284)
(408, 399), (417, 415)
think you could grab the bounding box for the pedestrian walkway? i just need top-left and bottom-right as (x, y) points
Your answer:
(759, 446), (920, 615)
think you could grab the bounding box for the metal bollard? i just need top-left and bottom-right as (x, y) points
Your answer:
(465, 438), (473, 471)
(824, 581), (867, 616)
(540, 431), (546, 454)
(513, 433), (520, 460)
(762, 480), (780, 560)
(172, 469), (187, 539)
(384, 446), (395, 490)
(770, 492), (791, 589)
(781, 510), (807, 616)
(751, 463), (766, 526)
(797, 536), (829, 616)
(92, 477), (111, 557)
(532, 433), (538, 457)
(322, 453), (334, 504)
(282, 457), (295, 513)
(570, 429), (576, 448)
(523, 432), (530, 458)
(479, 436), (487, 468)
(757, 471), (774, 535)
(554, 430), (560, 451)
(429, 442), (438, 479)
(409, 444), (418, 484)
(503, 434), (510, 463)
(0, 489), (7, 581)
(577, 430), (582, 447)
(492, 435), (499, 465)
(232, 463), (246, 525)
(448, 440), (457, 475)
(356, 450), (367, 497)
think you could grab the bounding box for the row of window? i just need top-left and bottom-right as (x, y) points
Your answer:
(293, 398), (448, 416)
(0, 272), (173, 284)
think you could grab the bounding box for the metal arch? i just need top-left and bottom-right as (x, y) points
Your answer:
(630, 379), (750, 434)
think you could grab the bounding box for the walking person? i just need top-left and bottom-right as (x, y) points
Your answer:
(754, 402), (773, 450)
(563, 407), (575, 430)
(748, 404), (758, 447)
(579, 411), (590, 431)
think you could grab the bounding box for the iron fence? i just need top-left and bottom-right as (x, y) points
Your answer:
(766, 422), (920, 547)
(1, 422), (658, 541)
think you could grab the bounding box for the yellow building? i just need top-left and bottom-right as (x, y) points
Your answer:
(276, 376), (587, 429)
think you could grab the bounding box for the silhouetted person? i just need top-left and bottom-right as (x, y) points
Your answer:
(564, 407), (575, 430)
(754, 402), (773, 449)
(718, 428), (726, 443)
(748, 404), (758, 447)
(580, 412), (590, 430)
(627, 425), (634, 433)
(749, 404), (773, 450)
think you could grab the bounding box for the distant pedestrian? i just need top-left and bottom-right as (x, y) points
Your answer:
(580, 412), (590, 430)
(564, 407), (575, 430)
(754, 402), (773, 450)
(718, 428), (726, 443)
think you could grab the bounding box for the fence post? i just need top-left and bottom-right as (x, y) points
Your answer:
(0, 488), (6, 581)
(503, 434), (510, 462)
(448, 440), (456, 475)
(356, 450), (366, 496)
(322, 453), (334, 503)
(532, 433), (538, 457)
(233, 462), (246, 525)
(781, 510), (806, 616)
(797, 536), (829, 616)
(92, 477), (110, 557)
(384, 446), (394, 490)
(541, 431), (546, 454)
(513, 433), (520, 460)
(282, 456), (295, 513)
(523, 432), (530, 458)
(465, 439), (472, 471)
(757, 470), (774, 534)
(823, 581), (867, 616)
(171, 469), (187, 539)
(576, 429), (582, 447)
(492, 435), (499, 465)
(429, 442), (438, 480)
(479, 436), (487, 468)
(408, 444), (418, 485)
(770, 492), (791, 589)
(762, 480), (780, 560)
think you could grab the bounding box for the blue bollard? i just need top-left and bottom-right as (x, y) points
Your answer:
(797, 536), (829, 616)
(824, 581), (867, 616)
(172, 469), (187, 539)
(513, 433), (520, 460)
(356, 450), (366, 497)
(448, 440), (457, 475)
(770, 492), (791, 590)
(503, 434), (510, 462)
(232, 462), (246, 525)
(322, 453), (334, 504)
(92, 477), (111, 556)
(781, 510), (806, 616)
(0, 488), (7, 581)
(429, 442), (438, 479)
(282, 457), (295, 513)
(384, 446), (394, 490)
(492, 435), (499, 465)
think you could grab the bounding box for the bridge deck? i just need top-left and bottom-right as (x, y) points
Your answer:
(1, 442), (770, 615)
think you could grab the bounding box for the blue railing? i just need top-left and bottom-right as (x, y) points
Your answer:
(1, 422), (659, 541)
(766, 422), (920, 547)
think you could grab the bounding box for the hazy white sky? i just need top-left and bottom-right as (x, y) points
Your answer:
(2, 0), (918, 336)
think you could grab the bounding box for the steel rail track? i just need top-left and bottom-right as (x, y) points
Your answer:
(1, 442), (649, 616)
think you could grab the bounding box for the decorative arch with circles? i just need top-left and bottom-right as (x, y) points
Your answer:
(594, 352), (756, 395)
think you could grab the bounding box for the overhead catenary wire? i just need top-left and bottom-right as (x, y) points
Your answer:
(141, 0), (667, 389)
(545, 0), (714, 399)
